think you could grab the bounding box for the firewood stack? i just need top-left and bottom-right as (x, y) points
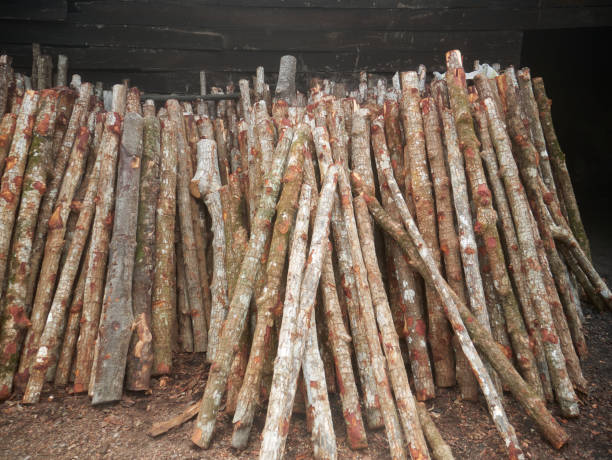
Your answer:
(0, 45), (609, 460)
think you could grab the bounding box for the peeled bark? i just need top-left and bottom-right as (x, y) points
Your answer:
(0, 90), (58, 400)
(354, 195), (430, 460)
(91, 112), (143, 405)
(0, 113), (17, 175)
(483, 97), (579, 417)
(259, 184), (312, 460)
(0, 91), (39, 305)
(126, 111), (160, 390)
(532, 77), (590, 260)
(231, 124), (308, 449)
(167, 99), (207, 352)
(400, 72), (454, 388)
(192, 124), (293, 449)
(151, 119), (178, 375)
(72, 112), (122, 394)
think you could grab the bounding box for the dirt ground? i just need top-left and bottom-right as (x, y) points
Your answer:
(1, 228), (611, 459)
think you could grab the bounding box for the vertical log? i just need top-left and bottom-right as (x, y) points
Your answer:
(483, 97), (579, 417)
(31, 44), (40, 91)
(126, 106), (160, 390)
(532, 77), (590, 260)
(192, 125), (294, 449)
(0, 113), (17, 179)
(175, 241), (193, 352)
(354, 195), (430, 460)
(400, 72), (454, 388)
(91, 111), (143, 404)
(0, 91), (39, 304)
(151, 119), (178, 375)
(259, 184), (312, 460)
(166, 99), (207, 352)
(0, 90), (57, 399)
(231, 125), (308, 449)
(313, 122), (382, 429)
(56, 55), (68, 88)
(0, 55), (12, 118)
(471, 100), (547, 399)
(336, 167), (405, 460)
(26, 83), (92, 329)
(275, 55), (297, 105)
(22, 125), (92, 402)
(72, 113), (122, 394)
(194, 139), (229, 362)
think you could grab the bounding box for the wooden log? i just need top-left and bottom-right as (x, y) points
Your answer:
(0, 90), (58, 399)
(416, 403), (455, 460)
(0, 113), (17, 186)
(91, 111), (143, 404)
(483, 96), (579, 417)
(313, 122), (382, 429)
(151, 118), (178, 375)
(25, 83), (92, 338)
(56, 54), (68, 88)
(357, 173), (561, 456)
(72, 112), (122, 394)
(336, 167), (406, 460)
(354, 195), (430, 460)
(166, 99), (207, 352)
(258, 183), (312, 459)
(22, 122), (92, 403)
(0, 55), (11, 118)
(531, 77), (590, 260)
(125, 105), (160, 390)
(231, 124), (308, 449)
(400, 71), (454, 388)
(471, 98), (546, 399)
(192, 124), (294, 449)
(193, 139), (228, 362)
(0, 91), (39, 306)
(275, 55), (297, 105)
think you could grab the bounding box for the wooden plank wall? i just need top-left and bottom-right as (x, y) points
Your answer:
(0, 0), (611, 93)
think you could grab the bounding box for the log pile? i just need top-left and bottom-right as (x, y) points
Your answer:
(0, 45), (609, 459)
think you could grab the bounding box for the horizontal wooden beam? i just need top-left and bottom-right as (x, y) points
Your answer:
(0, 0), (66, 21)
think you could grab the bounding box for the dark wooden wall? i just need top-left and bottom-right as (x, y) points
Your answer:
(1, 1), (611, 92)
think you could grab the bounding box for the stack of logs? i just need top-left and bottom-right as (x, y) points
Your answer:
(0, 46), (610, 460)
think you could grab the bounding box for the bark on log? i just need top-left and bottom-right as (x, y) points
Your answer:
(151, 118), (178, 375)
(483, 97), (580, 417)
(193, 140), (228, 362)
(354, 195), (430, 460)
(91, 112), (143, 404)
(166, 99), (207, 352)
(25, 84), (92, 337)
(307, 129), (368, 449)
(471, 99), (546, 399)
(421, 98), (479, 400)
(0, 90), (57, 399)
(416, 403), (455, 460)
(359, 181), (564, 455)
(192, 124), (294, 449)
(336, 166), (406, 460)
(231, 124), (308, 449)
(0, 56), (12, 118)
(363, 144), (535, 457)
(72, 112), (122, 394)
(531, 77), (590, 260)
(126, 110), (160, 390)
(258, 184), (312, 460)
(0, 90), (39, 305)
(22, 122), (92, 402)
(400, 71), (454, 388)
(0, 113), (17, 176)
(275, 55), (297, 106)
(313, 122), (382, 429)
